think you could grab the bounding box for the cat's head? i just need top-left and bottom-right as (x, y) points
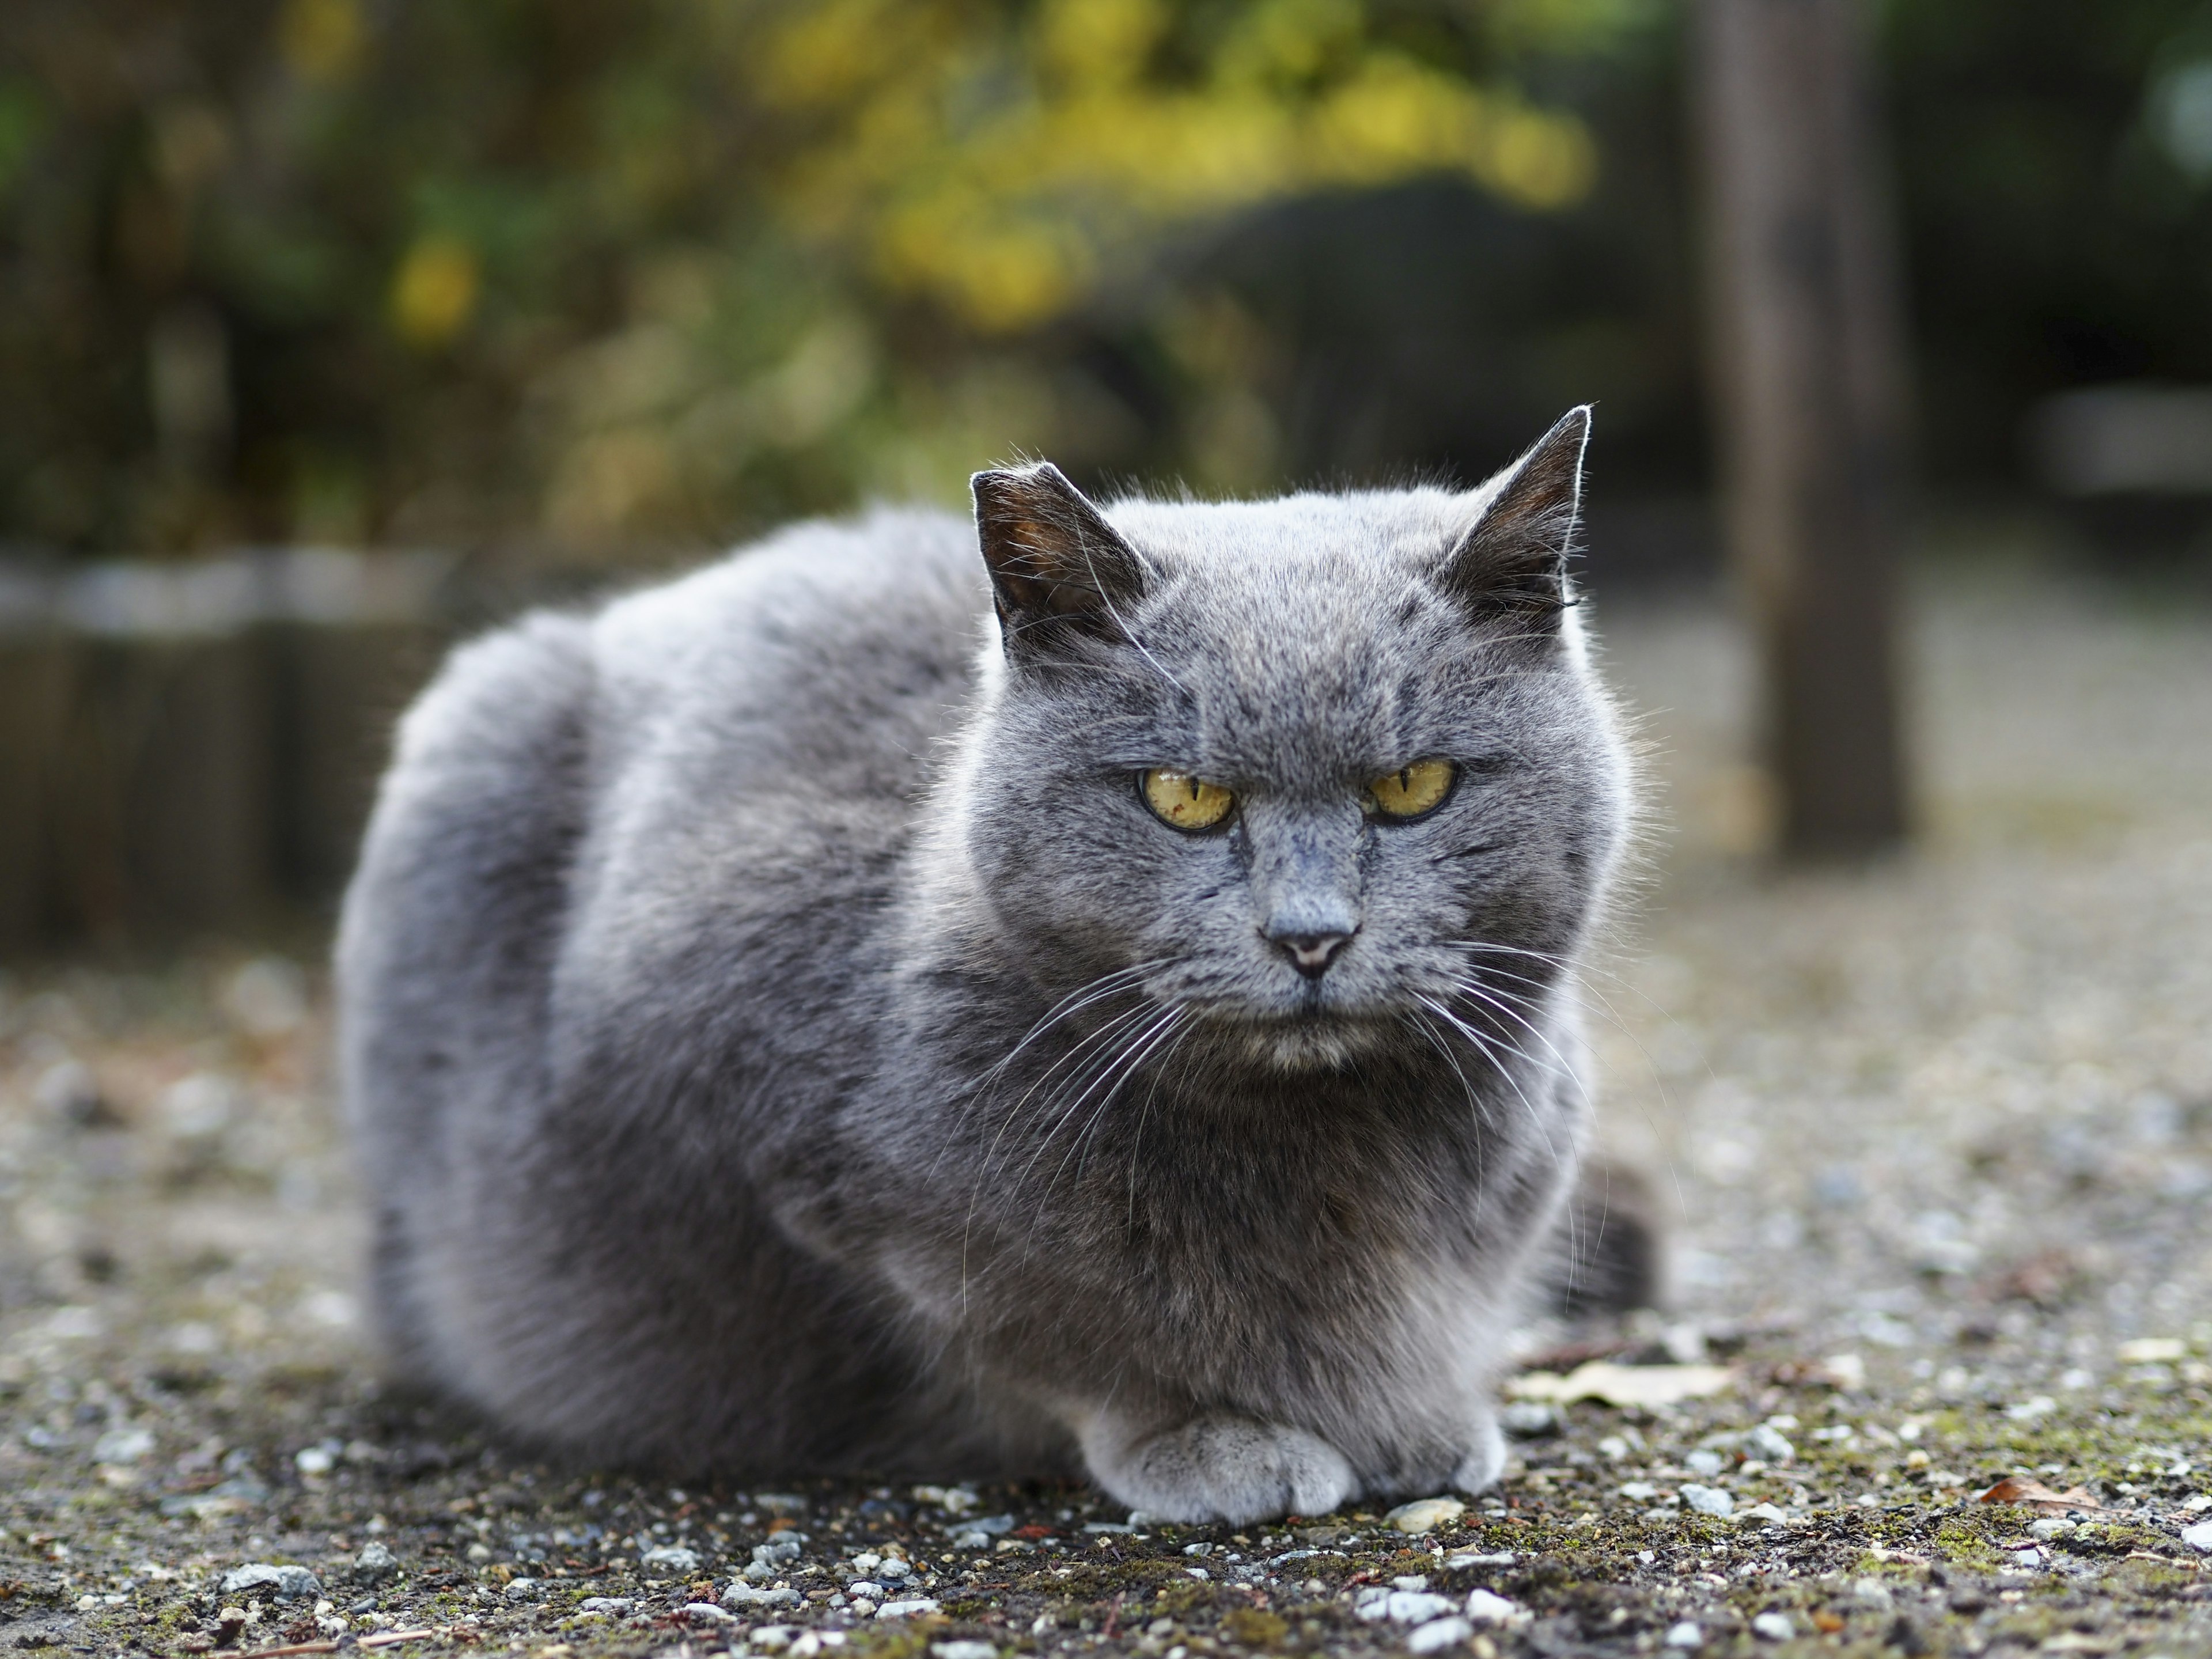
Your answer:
(950, 408), (1632, 1073)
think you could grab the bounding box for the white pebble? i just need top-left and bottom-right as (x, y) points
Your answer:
(2181, 1520), (2212, 1552)
(1744, 1424), (1796, 1464)
(1679, 1484), (1734, 1517)
(1407, 1615), (1473, 1653)
(1664, 1620), (1703, 1649)
(1463, 1589), (1524, 1624)
(1751, 1611), (1794, 1641)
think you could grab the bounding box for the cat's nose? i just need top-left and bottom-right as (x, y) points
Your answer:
(1267, 927), (1354, 979)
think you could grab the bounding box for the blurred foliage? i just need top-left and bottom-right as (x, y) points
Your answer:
(0, 0), (1649, 559)
(6, 0), (2212, 561)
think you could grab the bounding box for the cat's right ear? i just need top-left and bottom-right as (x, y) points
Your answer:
(971, 462), (1147, 658)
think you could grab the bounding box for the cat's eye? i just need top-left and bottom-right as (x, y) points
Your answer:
(1366, 758), (1456, 821)
(1140, 768), (1236, 832)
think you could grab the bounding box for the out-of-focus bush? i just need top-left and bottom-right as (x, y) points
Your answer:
(0, 0), (1650, 560)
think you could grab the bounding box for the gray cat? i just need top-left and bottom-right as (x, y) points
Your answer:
(336, 407), (1639, 1525)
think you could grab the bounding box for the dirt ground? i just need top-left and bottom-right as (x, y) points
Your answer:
(3, 552), (2209, 1659)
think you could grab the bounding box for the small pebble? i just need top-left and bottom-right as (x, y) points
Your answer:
(1684, 1449), (1724, 1476)
(1679, 1484), (1734, 1518)
(1744, 1423), (1796, 1464)
(92, 1426), (155, 1464)
(932, 1644), (997, 1659)
(1853, 1578), (1894, 1607)
(877, 1598), (942, 1619)
(502, 1577), (540, 1600)
(1407, 1615), (1473, 1653)
(640, 1544), (702, 1573)
(1385, 1496), (1466, 1533)
(221, 1564), (321, 1601)
(353, 1541), (399, 1584)
(2181, 1520), (2212, 1552)
(1752, 1611), (1794, 1641)
(1664, 1620), (1703, 1649)
(1463, 1589), (1523, 1624)
(1442, 1550), (1515, 1570)
(724, 1583), (802, 1608)
(1355, 1588), (1458, 1624)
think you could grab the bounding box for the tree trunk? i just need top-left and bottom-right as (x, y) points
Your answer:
(1692, 0), (1910, 856)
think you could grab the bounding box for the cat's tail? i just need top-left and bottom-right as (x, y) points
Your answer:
(1546, 1157), (1666, 1316)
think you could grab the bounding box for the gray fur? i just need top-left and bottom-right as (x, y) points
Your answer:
(338, 408), (1635, 1524)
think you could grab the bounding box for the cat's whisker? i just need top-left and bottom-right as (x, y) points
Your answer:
(1122, 1017), (1191, 1230)
(971, 999), (1158, 1187)
(1010, 1005), (1179, 1197)
(997, 1005), (1187, 1268)
(1443, 975), (1593, 1115)
(1443, 937), (1703, 1183)
(926, 963), (1165, 1191)
(1440, 1001), (1581, 1272)
(1407, 1009), (1497, 1136)
(972, 960), (1172, 1096)
(1040, 1005), (1187, 1203)
(959, 998), (1162, 1304)
(1416, 994), (1567, 1180)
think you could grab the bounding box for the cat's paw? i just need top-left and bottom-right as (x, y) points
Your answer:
(1450, 1412), (1507, 1495)
(1082, 1415), (1356, 1525)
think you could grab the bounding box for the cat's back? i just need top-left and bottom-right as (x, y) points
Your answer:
(340, 503), (987, 1168)
(588, 504), (987, 794)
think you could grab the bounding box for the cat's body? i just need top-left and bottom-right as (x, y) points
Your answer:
(338, 411), (1637, 1523)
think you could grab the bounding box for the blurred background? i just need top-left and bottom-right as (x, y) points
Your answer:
(3, 0), (2212, 944)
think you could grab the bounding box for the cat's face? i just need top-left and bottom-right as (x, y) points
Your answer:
(959, 412), (1630, 1073)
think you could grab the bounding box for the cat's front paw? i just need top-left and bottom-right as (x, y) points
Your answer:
(1081, 1415), (1355, 1525)
(1450, 1412), (1507, 1495)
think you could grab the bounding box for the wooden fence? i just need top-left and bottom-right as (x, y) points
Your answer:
(0, 551), (454, 953)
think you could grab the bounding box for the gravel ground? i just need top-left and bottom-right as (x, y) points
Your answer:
(2, 556), (2209, 1659)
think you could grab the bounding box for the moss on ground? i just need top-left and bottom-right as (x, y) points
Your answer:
(3, 1344), (2208, 1659)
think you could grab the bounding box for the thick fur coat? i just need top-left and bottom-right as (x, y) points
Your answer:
(338, 409), (1636, 1524)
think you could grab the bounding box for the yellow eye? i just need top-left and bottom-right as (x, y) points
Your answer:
(1366, 758), (1456, 820)
(1140, 768), (1236, 831)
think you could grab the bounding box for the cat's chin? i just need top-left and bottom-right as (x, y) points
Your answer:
(1210, 1010), (1395, 1074)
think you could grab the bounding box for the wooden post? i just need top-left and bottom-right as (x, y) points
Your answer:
(1692, 0), (1910, 855)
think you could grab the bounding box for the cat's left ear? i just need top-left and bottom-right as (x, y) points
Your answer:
(971, 461), (1148, 657)
(1435, 405), (1591, 624)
